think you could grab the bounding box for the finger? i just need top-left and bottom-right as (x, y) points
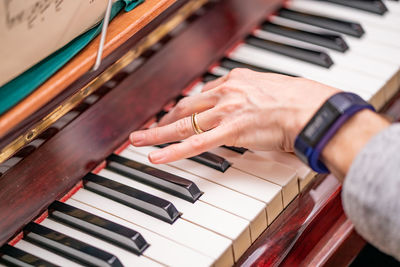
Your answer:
(148, 126), (230, 164)
(201, 74), (227, 92)
(158, 90), (218, 126)
(130, 109), (221, 147)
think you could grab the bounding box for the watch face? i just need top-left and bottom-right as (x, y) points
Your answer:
(302, 102), (341, 146)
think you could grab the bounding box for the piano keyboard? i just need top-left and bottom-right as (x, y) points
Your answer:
(2, 0), (399, 266)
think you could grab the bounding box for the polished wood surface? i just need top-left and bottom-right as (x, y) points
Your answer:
(236, 180), (367, 267)
(0, 0), (188, 152)
(0, 0), (176, 139)
(0, 0), (283, 247)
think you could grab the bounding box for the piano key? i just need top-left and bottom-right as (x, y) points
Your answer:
(98, 168), (252, 261)
(0, 244), (57, 267)
(65, 198), (216, 267)
(157, 143), (231, 172)
(14, 240), (83, 267)
(189, 151), (231, 172)
(267, 16), (400, 100)
(83, 173), (180, 224)
(210, 147), (299, 207)
(106, 154), (202, 203)
(231, 39), (395, 109)
(48, 201), (149, 254)
(261, 21), (349, 52)
(288, 1), (400, 48)
(219, 57), (296, 76)
(269, 15), (400, 65)
(277, 7), (365, 37)
(120, 147), (267, 241)
(40, 219), (162, 267)
(292, 0), (400, 30)
(127, 145), (283, 224)
(24, 222), (123, 267)
(254, 29), (398, 81)
(185, 81), (205, 96)
(245, 35), (334, 68)
(203, 72), (220, 83)
(223, 146), (248, 154)
(384, 0), (400, 14)
(252, 150), (316, 191)
(319, 0), (388, 15)
(229, 44), (379, 106)
(71, 189), (234, 267)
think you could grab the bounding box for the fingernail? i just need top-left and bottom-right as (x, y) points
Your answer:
(130, 132), (145, 146)
(149, 150), (166, 163)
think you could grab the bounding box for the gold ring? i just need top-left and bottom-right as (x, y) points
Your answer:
(191, 113), (204, 135)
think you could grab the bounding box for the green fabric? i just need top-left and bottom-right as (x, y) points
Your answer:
(0, 0), (144, 115)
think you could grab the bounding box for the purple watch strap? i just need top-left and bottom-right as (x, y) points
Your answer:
(309, 102), (374, 173)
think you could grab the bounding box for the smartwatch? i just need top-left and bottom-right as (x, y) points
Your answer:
(294, 92), (375, 173)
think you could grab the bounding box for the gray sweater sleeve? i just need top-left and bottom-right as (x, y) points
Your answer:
(342, 123), (400, 261)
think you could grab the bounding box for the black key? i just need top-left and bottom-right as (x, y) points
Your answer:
(157, 143), (231, 172)
(0, 244), (57, 267)
(246, 35), (334, 68)
(106, 154), (202, 203)
(24, 222), (122, 267)
(223, 146), (248, 154)
(261, 22), (349, 52)
(278, 8), (365, 37)
(318, 0), (388, 15)
(49, 201), (149, 254)
(190, 151), (231, 172)
(83, 173), (180, 224)
(220, 58), (296, 76)
(203, 73), (220, 83)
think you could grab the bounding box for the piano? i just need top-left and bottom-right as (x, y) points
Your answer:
(1, 0), (399, 266)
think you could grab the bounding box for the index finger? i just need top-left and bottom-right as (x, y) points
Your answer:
(147, 125), (230, 164)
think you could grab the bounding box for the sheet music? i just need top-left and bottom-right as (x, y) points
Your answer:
(0, 0), (109, 86)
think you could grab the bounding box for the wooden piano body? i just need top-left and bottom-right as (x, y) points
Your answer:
(1, 0), (399, 265)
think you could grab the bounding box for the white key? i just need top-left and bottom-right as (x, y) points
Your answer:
(65, 198), (215, 267)
(71, 189), (234, 267)
(291, 0), (400, 32)
(185, 82), (205, 96)
(288, 0), (400, 48)
(98, 168), (251, 261)
(384, 0), (400, 15)
(40, 218), (162, 267)
(252, 151), (317, 191)
(14, 240), (83, 267)
(230, 44), (375, 102)
(267, 16), (400, 102)
(209, 147), (299, 207)
(127, 146), (283, 225)
(269, 15), (400, 65)
(120, 147), (267, 242)
(254, 29), (398, 82)
(252, 29), (397, 107)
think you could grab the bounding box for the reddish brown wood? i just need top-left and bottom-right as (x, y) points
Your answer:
(0, 0), (283, 246)
(0, 0), (187, 151)
(236, 175), (343, 266)
(300, 216), (365, 267)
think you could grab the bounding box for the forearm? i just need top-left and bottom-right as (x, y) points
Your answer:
(341, 123), (400, 261)
(321, 109), (390, 180)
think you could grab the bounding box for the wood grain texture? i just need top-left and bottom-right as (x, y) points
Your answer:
(0, 0), (176, 139)
(0, 0), (188, 151)
(0, 0), (283, 247)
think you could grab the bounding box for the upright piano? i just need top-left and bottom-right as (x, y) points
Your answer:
(1, 0), (400, 266)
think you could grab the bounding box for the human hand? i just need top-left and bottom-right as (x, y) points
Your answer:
(130, 68), (340, 164)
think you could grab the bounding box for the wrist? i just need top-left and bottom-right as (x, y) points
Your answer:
(321, 109), (390, 179)
(294, 92), (376, 174)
